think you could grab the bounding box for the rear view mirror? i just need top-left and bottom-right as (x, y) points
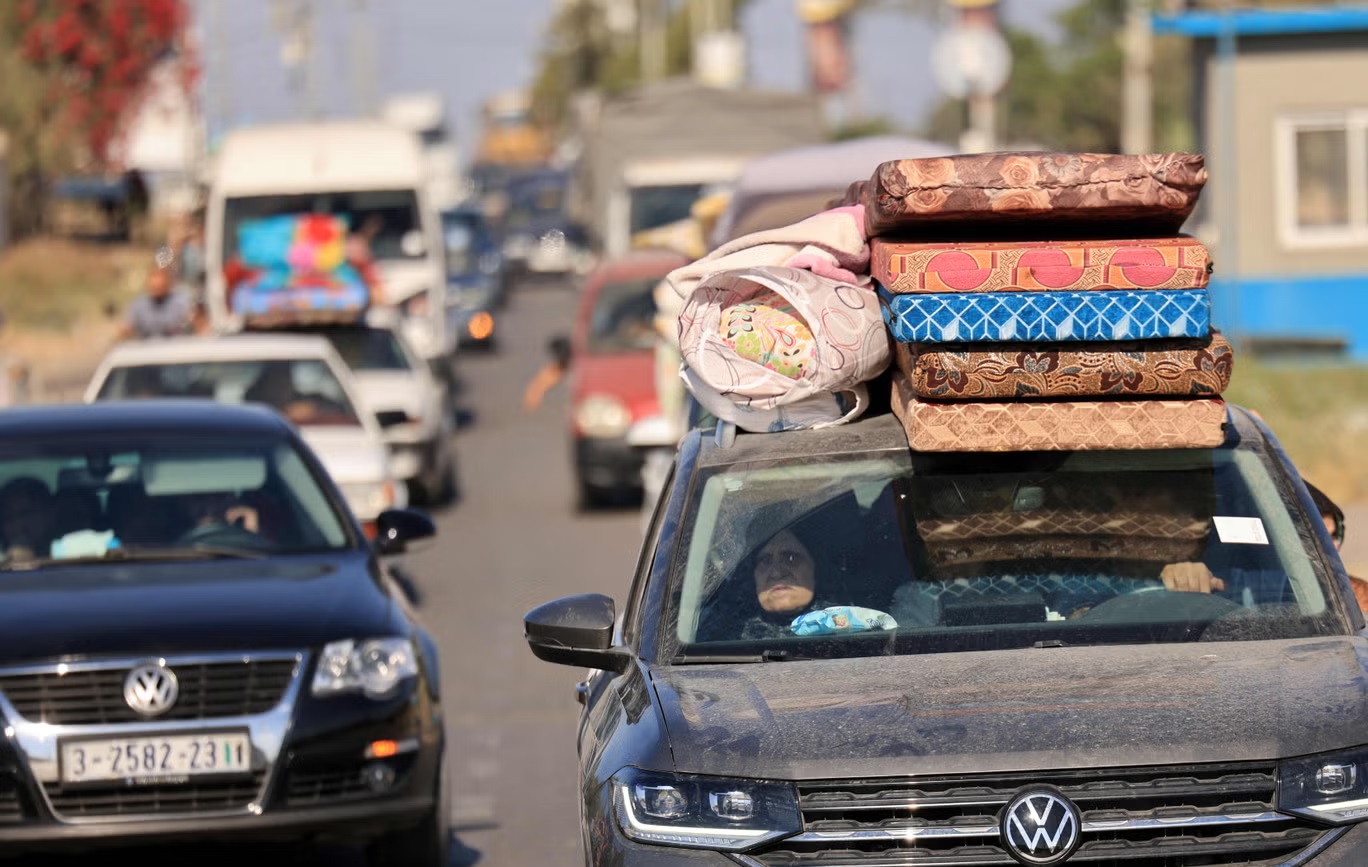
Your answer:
(525, 593), (630, 671)
(374, 508), (436, 555)
(375, 410), (409, 428)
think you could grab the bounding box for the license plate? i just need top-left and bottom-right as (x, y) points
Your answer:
(60, 732), (252, 784)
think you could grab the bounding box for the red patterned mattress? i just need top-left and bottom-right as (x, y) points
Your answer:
(872, 236), (1212, 294)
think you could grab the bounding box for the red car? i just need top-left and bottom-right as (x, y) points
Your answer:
(564, 249), (688, 508)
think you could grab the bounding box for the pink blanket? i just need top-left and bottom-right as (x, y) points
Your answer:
(665, 204), (871, 300)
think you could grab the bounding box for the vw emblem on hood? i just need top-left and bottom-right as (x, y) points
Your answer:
(123, 664), (179, 717)
(1001, 787), (1082, 865)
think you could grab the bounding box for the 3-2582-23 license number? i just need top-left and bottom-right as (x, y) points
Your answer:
(60, 732), (252, 783)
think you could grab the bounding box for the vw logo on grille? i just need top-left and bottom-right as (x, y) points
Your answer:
(1001, 787), (1082, 865)
(123, 664), (179, 717)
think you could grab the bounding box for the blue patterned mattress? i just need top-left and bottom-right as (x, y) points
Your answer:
(879, 286), (1210, 344)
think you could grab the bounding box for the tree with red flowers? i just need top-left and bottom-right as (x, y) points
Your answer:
(8, 0), (194, 169)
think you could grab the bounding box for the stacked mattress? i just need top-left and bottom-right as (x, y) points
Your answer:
(863, 151), (1231, 452)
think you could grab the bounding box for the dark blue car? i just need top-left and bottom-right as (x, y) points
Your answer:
(441, 207), (505, 350)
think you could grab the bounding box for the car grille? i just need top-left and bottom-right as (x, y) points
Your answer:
(751, 763), (1327, 867)
(0, 659), (297, 725)
(284, 754), (417, 807)
(0, 772), (25, 823)
(44, 772), (265, 819)
(285, 767), (372, 806)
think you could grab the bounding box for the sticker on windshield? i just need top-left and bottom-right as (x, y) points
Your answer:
(1213, 516), (1269, 545)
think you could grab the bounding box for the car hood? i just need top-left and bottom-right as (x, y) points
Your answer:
(0, 554), (397, 663)
(299, 426), (391, 485)
(375, 260), (434, 305)
(650, 638), (1368, 780)
(352, 373), (428, 417)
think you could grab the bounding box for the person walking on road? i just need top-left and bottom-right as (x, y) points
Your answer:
(119, 265), (194, 341)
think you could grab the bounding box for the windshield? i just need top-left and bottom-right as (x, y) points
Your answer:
(97, 360), (364, 428)
(664, 442), (1345, 661)
(223, 190), (423, 262)
(504, 176), (569, 234)
(0, 439), (350, 567)
(588, 278), (659, 354)
(630, 183), (706, 235)
(441, 211), (492, 275)
(319, 328), (412, 372)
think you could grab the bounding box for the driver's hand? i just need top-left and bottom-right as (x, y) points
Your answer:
(1160, 562), (1226, 594)
(224, 506), (259, 533)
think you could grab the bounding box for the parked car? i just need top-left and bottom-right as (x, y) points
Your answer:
(525, 405), (1368, 865)
(84, 333), (406, 536)
(442, 205), (504, 351)
(0, 401), (446, 864)
(556, 249), (689, 508)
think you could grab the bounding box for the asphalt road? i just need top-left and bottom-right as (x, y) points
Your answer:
(16, 280), (644, 865)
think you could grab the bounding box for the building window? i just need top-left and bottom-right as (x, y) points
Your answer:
(1277, 111), (1368, 247)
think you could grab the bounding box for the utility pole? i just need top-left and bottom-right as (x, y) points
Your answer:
(1121, 0), (1154, 154)
(272, 0), (320, 119)
(349, 0), (379, 117)
(639, 0), (669, 83)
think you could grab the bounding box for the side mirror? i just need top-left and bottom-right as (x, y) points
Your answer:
(524, 593), (630, 672)
(375, 410), (409, 429)
(548, 335), (572, 369)
(400, 230), (427, 257)
(374, 508), (436, 555)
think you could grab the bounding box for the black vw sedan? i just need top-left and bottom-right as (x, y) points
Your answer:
(0, 401), (447, 866)
(526, 407), (1368, 866)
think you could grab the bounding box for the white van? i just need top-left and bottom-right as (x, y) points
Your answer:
(204, 121), (452, 365)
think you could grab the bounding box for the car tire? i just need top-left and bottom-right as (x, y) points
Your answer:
(576, 477), (609, 512)
(365, 767), (450, 867)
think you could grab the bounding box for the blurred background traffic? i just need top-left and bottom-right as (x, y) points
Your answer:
(0, 0), (1365, 862)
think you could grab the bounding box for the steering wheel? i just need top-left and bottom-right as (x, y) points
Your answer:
(1078, 587), (1242, 625)
(176, 521), (263, 549)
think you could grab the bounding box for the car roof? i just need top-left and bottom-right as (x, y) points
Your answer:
(99, 333), (337, 365)
(586, 249), (690, 288)
(0, 400), (292, 442)
(692, 404), (1266, 469)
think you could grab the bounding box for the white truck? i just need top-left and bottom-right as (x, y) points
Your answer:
(572, 80), (827, 259)
(204, 120), (454, 368)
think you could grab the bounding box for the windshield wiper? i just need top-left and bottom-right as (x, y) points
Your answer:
(670, 649), (807, 664)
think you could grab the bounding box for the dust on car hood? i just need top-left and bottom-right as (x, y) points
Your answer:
(650, 637), (1368, 780)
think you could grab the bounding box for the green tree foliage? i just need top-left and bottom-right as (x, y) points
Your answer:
(926, 0), (1194, 153)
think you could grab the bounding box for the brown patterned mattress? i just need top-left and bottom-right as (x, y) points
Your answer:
(872, 236), (1212, 294)
(923, 534), (1206, 567)
(918, 510), (1212, 543)
(895, 333), (1234, 400)
(890, 377), (1228, 451)
(864, 152), (1207, 238)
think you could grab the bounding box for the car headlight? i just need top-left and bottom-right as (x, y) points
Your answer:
(341, 480), (396, 518)
(612, 768), (800, 851)
(575, 394), (632, 438)
(539, 229), (566, 251)
(312, 638), (418, 699)
(1279, 747), (1368, 824)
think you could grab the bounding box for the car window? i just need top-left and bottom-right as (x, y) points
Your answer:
(97, 359), (363, 428)
(0, 439), (349, 567)
(587, 278), (659, 354)
(321, 328), (412, 372)
(663, 442), (1344, 661)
